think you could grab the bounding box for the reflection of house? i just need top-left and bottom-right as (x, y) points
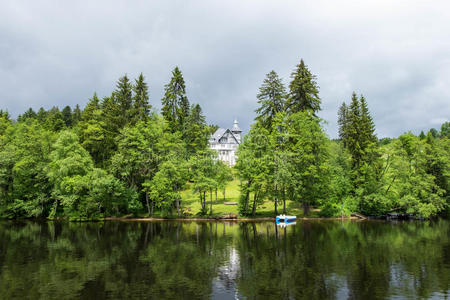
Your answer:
(209, 120), (242, 166)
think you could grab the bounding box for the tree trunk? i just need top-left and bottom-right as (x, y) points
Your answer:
(275, 198), (278, 215)
(223, 187), (226, 201)
(176, 198), (180, 217)
(274, 184), (278, 215)
(302, 201), (310, 216)
(245, 190), (250, 213)
(252, 191), (258, 216)
(203, 191), (206, 212)
(145, 191), (151, 216)
(210, 188), (213, 215)
(151, 199), (154, 216)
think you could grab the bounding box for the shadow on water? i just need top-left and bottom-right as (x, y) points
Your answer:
(0, 219), (448, 299)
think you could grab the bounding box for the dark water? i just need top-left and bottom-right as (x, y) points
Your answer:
(0, 220), (449, 300)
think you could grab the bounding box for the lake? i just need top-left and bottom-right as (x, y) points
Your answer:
(0, 219), (448, 299)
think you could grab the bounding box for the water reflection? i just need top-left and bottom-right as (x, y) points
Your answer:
(0, 220), (448, 299)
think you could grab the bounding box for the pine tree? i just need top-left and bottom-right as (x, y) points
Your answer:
(286, 59), (321, 115)
(184, 104), (209, 156)
(61, 106), (72, 127)
(115, 75), (133, 127)
(36, 108), (47, 123)
(18, 108), (37, 122)
(132, 73), (151, 123)
(346, 92), (363, 170)
(337, 102), (349, 147)
(255, 70), (286, 131)
(179, 95), (190, 134)
(161, 67), (189, 132)
(72, 104), (82, 126)
(359, 95), (377, 147)
(419, 131), (426, 140)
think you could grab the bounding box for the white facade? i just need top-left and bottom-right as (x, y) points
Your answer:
(209, 120), (242, 166)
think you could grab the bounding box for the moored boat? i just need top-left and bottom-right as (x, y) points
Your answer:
(276, 214), (296, 224)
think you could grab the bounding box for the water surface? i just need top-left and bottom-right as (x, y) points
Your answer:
(0, 220), (448, 299)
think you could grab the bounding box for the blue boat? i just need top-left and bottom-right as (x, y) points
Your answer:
(276, 215), (296, 224)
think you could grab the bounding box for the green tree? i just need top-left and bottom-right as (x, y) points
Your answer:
(72, 104), (82, 126)
(383, 133), (446, 217)
(184, 104), (209, 156)
(215, 161), (233, 201)
(285, 59), (321, 115)
(111, 117), (184, 215)
(61, 105), (73, 127)
(45, 106), (65, 131)
(17, 108), (37, 122)
(337, 102), (349, 146)
(190, 150), (219, 215)
(78, 94), (111, 165)
(0, 120), (55, 218)
(132, 73), (151, 124)
(235, 124), (271, 216)
(146, 156), (188, 216)
(255, 70), (286, 131)
(286, 111), (331, 215)
(115, 74), (133, 128)
(161, 67), (189, 132)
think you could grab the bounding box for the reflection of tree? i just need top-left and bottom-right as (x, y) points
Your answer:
(0, 220), (448, 299)
(0, 221), (231, 299)
(234, 220), (450, 299)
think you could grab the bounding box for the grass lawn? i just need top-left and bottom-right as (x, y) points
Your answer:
(179, 177), (320, 218)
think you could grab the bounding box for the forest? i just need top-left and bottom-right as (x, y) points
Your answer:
(0, 61), (448, 220)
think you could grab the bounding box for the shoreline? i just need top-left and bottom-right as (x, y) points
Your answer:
(103, 216), (361, 222)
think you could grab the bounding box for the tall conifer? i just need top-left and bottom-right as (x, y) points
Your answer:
(286, 59), (321, 114)
(161, 67), (189, 132)
(255, 70), (286, 131)
(132, 73), (151, 123)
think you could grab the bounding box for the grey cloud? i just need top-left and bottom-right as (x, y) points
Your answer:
(0, 0), (449, 137)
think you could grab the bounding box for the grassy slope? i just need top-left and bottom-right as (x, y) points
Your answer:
(180, 177), (320, 218)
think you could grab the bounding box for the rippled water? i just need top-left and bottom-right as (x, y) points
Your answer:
(0, 219), (448, 299)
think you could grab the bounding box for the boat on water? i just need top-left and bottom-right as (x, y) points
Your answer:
(276, 214), (296, 224)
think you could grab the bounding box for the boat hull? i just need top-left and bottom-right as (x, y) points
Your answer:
(276, 215), (296, 224)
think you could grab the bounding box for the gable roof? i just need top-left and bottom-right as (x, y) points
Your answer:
(210, 128), (240, 144)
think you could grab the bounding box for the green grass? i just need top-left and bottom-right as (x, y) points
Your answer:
(179, 177), (320, 218)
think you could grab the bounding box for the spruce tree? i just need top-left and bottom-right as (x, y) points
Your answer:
(359, 95), (377, 147)
(115, 74), (133, 127)
(337, 102), (349, 147)
(61, 105), (72, 127)
(255, 70), (286, 131)
(286, 59), (321, 115)
(72, 104), (82, 126)
(185, 104), (209, 156)
(161, 67), (189, 132)
(346, 92), (363, 170)
(132, 73), (151, 123)
(37, 108), (47, 123)
(18, 108), (37, 122)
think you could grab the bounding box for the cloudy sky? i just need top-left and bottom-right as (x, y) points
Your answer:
(1, 0), (449, 137)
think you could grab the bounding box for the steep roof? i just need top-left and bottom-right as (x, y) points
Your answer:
(210, 128), (240, 144)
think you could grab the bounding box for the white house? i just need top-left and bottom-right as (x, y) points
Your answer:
(209, 120), (242, 166)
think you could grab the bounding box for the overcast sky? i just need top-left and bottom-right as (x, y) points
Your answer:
(1, 1), (449, 137)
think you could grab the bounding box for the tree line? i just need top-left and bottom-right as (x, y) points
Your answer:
(0, 68), (231, 220)
(236, 60), (449, 218)
(0, 61), (448, 219)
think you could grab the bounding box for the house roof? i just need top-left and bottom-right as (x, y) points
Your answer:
(210, 128), (240, 144)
